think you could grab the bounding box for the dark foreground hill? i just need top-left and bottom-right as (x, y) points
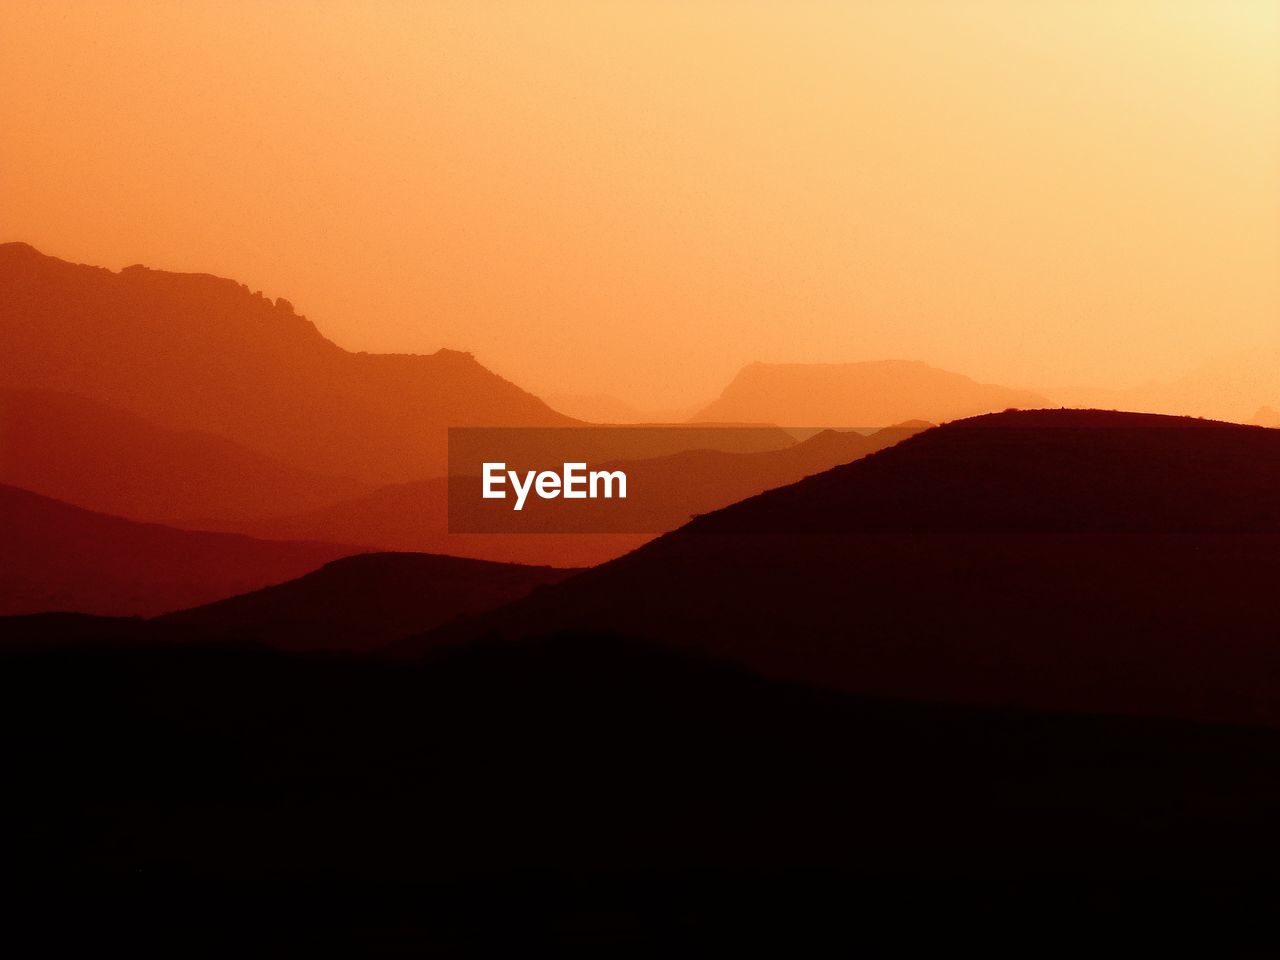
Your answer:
(411, 409), (1280, 725)
(0, 484), (359, 616)
(162, 552), (578, 651)
(4, 628), (1280, 952)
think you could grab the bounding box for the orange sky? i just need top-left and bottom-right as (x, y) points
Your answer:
(3, 1), (1278, 408)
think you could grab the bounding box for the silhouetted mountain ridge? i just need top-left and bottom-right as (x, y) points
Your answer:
(412, 409), (1280, 724)
(690, 408), (1280, 534)
(0, 243), (575, 483)
(0, 388), (369, 522)
(0, 483), (359, 616)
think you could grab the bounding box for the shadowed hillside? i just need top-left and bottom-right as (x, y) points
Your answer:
(0, 388), (369, 522)
(3, 629), (1280, 952)
(0, 484), (359, 616)
(162, 552), (578, 651)
(0, 243), (574, 484)
(692, 359), (1046, 426)
(411, 409), (1280, 725)
(204, 476), (651, 568)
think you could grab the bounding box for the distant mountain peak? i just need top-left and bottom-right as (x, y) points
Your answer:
(693, 359), (1047, 427)
(0, 241), (43, 258)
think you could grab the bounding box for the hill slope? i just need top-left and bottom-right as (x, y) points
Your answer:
(0, 484), (359, 616)
(692, 359), (1047, 426)
(413, 409), (1280, 724)
(211, 424), (925, 565)
(0, 388), (368, 522)
(0, 243), (574, 484)
(161, 552), (578, 651)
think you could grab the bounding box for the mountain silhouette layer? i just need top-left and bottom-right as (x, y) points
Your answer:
(0, 243), (574, 484)
(204, 476), (651, 567)
(412, 409), (1280, 724)
(692, 359), (1046, 426)
(0, 388), (369, 522)
(209, 424), (926, 562)
(0, 483), (360, 616)
(161, 552), (578, 651)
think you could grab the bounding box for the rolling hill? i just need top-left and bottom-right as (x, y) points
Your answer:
(206, 423), (927, 564)
(411, 409), (1280, 724)
(0, 484), (360, 616)
(161, 552), (578, 651)
(0, 388), (369, 522)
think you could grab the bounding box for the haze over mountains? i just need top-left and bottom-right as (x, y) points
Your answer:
(0, 243), (573, 485)
(7, 0), (1278, 941)
(5, 241), (1279, 609)
(543, 393), (700, 425)
(0, 388), (370, 523)
(1053, 348), (1280, 425)
(692, 360), (1047, 426)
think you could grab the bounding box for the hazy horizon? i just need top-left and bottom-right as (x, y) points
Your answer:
(4, 1), (1277, 408)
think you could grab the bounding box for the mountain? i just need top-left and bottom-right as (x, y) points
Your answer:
(0, 388), (369, 522)
(0, 484), (359, 616)
(691, 360), (1047, 426)
(207, 423), (927, 565)
(411, 409), (1280, 725)
(161, 552), (578, 651)
(0, 243), (574, 484)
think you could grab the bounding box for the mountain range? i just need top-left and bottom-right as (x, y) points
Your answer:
(0, 242), (574, 485)
(0, 387), (369, 522)
(410, 408), (1280, 725)
(8, 398), (1280, 948)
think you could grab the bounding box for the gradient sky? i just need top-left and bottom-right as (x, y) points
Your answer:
(4, 1), (1278, 408)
